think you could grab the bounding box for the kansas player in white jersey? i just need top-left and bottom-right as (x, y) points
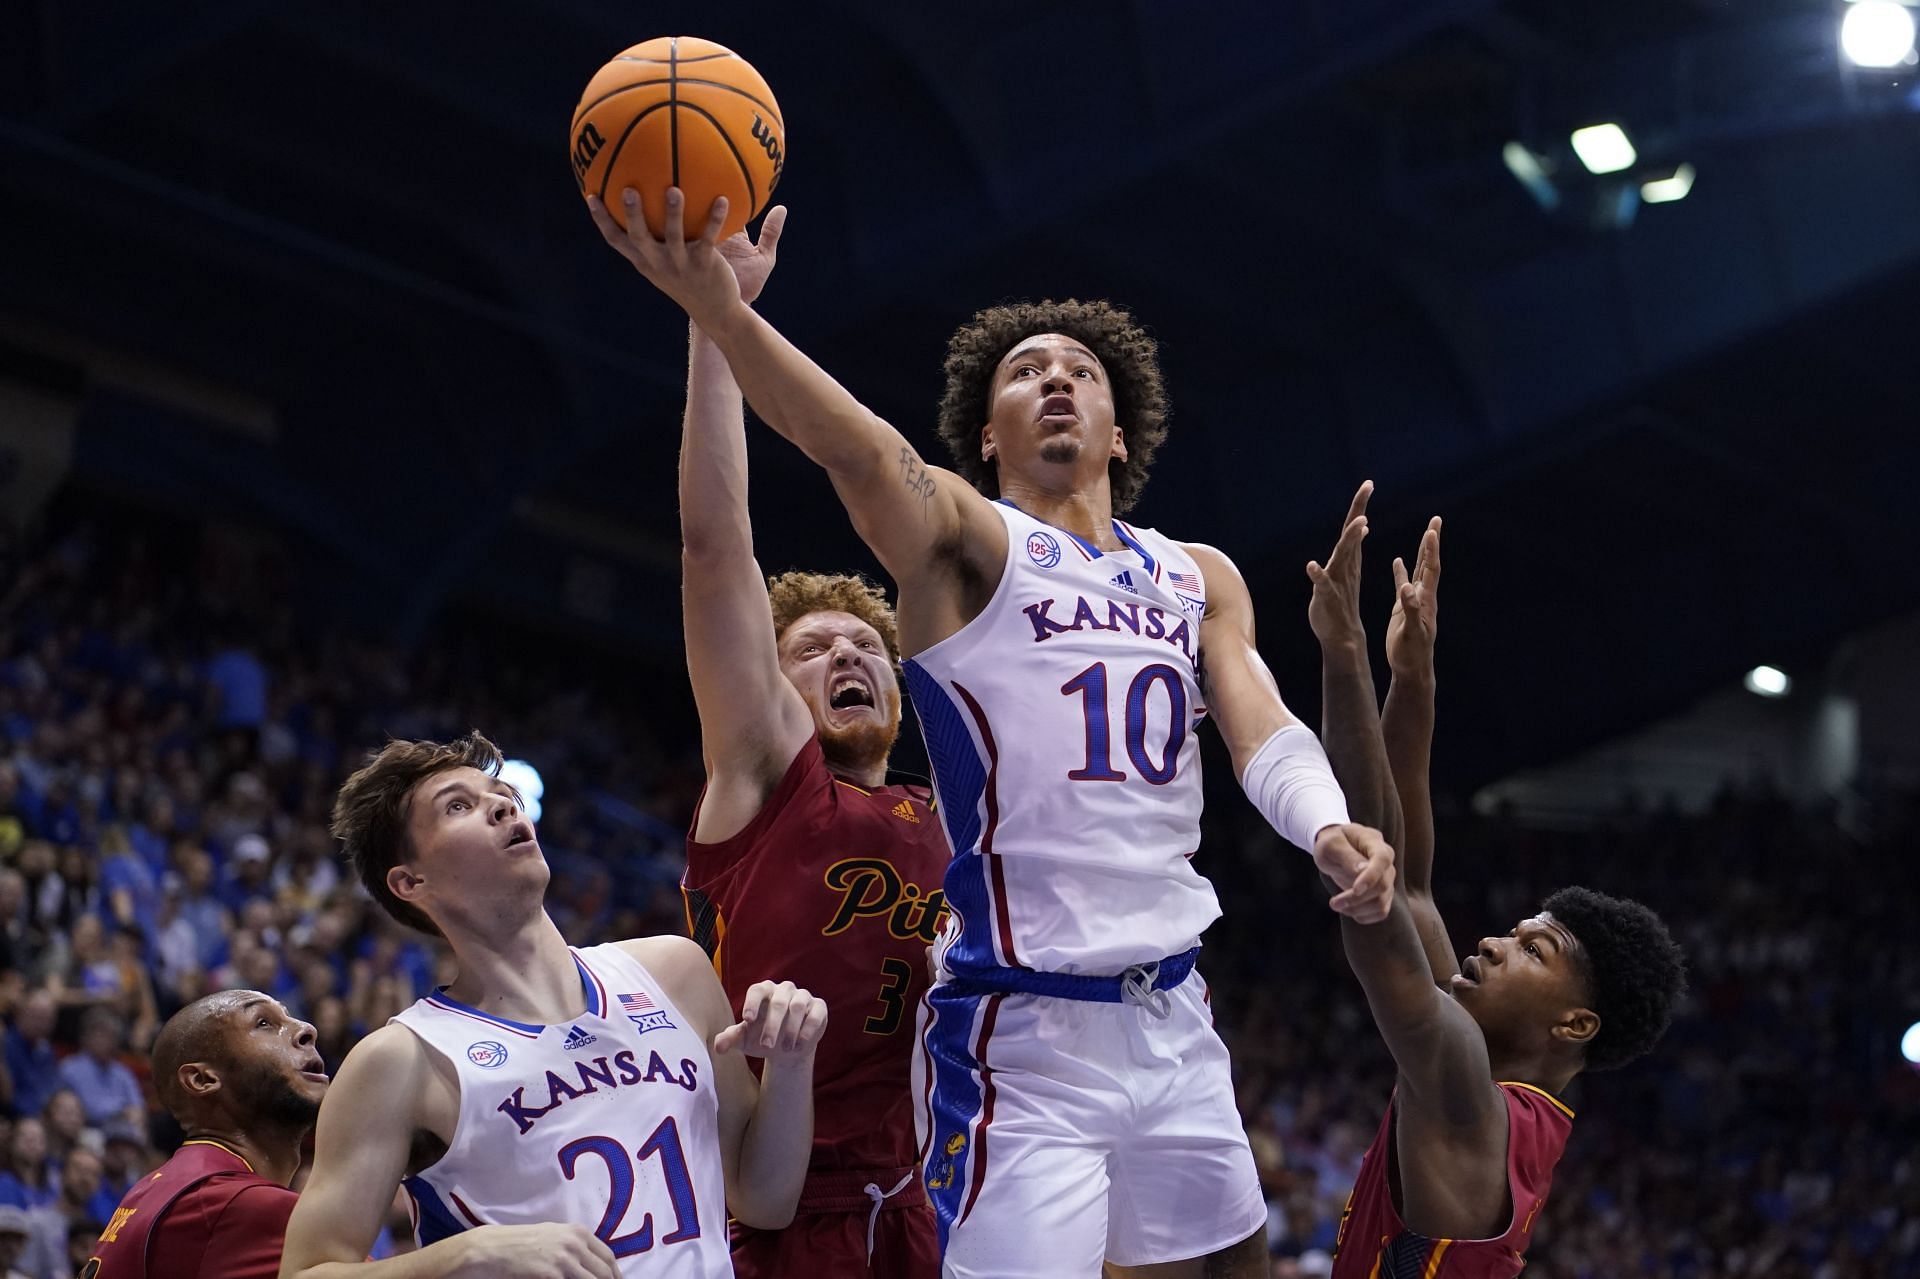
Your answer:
(596, 190), (1395, 1278)
(280, 733), (828, 1279)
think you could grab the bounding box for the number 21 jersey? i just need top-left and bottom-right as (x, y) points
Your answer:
(389, 943), (730, 1277)
(903, 500), (1218, 975)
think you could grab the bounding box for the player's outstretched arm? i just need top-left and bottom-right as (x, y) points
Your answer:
(627, 936), (825, 1230)
(1382, 516), (1457, 983)
(279, 1027), (618, 1279)
(678, 210), (816, 839)
(1187, 540), (1395, 923)
(1305, 481), (1404, 853)
(592, 190), (1005, 590)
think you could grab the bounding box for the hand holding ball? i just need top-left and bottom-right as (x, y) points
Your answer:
(569, 37), (784, 242)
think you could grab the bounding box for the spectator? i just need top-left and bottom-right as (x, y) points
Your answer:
(53, 1012), (143, 1130)
(1, 996), (56, 1121)
(0, 1207), (35, 1279)
(37, 1093), (84, 1169)
(0, 1120), (54, 1211)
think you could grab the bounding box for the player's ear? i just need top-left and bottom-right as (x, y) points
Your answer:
(178, 1061), (221, 1101)
(980, 423), (996, 462)
(387, 863), (426, 904)
(1552, 1006), (1599, 1050)
(1110, 423), (1128, 462)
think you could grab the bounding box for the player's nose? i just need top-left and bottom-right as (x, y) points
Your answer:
(293, 1019), (317, 1047)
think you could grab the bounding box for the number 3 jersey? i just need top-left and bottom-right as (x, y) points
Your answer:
(903, 500), (1219, 975)
(389, 943), (731, 1277)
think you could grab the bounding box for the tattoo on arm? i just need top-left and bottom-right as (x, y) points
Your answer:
(898, 446), (937, 506)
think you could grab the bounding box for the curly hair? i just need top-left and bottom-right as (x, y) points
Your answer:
(330, 732), (514, 937)
(936, 299), (1170, 515)
(1543, 886), (1687, 1072)
(766, 571), (900, 665)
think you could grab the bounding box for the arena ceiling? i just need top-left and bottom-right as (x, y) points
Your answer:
(3, 0), (1917, 791)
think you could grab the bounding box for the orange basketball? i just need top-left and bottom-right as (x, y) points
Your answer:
(568, 37), (785, 242)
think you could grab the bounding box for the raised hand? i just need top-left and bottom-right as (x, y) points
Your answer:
(712, 980), (828, 1065)
(1313, 822), (1397, 924)
(1386, 516), (1442, 679)
(716, 205), (786, 307)
(586, 186), (749, 332)
(1306, 481), (1373, 649)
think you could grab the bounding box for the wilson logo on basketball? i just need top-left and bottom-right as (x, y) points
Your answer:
(751, 114), (784, 190)
(570, 122), (606, 188)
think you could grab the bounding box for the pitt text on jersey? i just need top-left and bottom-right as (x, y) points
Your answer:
(822, 857), (947, 941)
(496, 1049), (701, 1135)
(1022, 596), (1197, 661)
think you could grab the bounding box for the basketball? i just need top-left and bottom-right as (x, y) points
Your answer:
(569, 37), (785, 242)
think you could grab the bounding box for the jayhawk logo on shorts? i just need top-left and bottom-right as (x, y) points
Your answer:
(926, 1132), (967, 1189)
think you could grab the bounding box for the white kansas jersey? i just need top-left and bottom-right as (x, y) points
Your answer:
(904, 500), (1220, 974)
(390, 943), (729, 1277)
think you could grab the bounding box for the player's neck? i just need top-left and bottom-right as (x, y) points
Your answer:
(999, 476), (1121, 551)
(440, 911), (586, 1026)
(824, 755), (888, 790)
(1486, 1050), (1577, 1098)
(182, 1124), (304, 1188)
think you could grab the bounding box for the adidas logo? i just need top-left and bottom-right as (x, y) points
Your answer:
(562, 1024), (598, 1051)
(1109, 570), (1139, 595)
(891, 799), (920, 824)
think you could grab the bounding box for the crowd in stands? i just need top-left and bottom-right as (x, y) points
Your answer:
(0, 495), (1914, 1278)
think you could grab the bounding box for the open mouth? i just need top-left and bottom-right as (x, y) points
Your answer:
(505, 823), (534, 849)
(300, 1058), (330, 1083)
(829, 677), (876, 712)
(1460, 955), (1482, 983)
(1038, 393), (1077, 422)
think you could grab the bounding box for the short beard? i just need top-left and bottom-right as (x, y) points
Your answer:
(231, 1058), (322, 1131)
(819, 690), (902, 776)
(1037, 437), (1080, 465)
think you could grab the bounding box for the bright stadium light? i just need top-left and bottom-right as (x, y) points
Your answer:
(1842, 1), (1918, 68)
(1904, 1021), (1920, 1065)
(1640, 163), (1697, 204)
(500, 758), (546, 822)
(1570, 123), (1638, 175)
(1744, 665), (1792, 698)
(1502, 141), (1561, 210)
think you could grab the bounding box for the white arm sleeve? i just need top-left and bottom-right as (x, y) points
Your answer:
(1239, 724), (1351, 853)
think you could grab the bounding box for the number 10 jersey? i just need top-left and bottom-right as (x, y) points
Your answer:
(903, 500), (1220, 976)
(390, 943), (731, 1277)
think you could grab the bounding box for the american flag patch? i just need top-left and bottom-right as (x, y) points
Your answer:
(619, 992), (656, 1013)
(1168, 570), (1202, 592)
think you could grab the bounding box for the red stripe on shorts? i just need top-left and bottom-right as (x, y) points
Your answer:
(959, 993), (1006, 1225)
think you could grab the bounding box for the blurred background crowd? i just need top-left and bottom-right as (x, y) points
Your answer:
(0, 495), (1913, 1279)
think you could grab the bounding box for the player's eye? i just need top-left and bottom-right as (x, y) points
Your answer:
(1016, 365), (1038, 377)
(448, 799), (468, 813)
(1073, 368), (1093, 379)
(1525, 942), (1541, 958)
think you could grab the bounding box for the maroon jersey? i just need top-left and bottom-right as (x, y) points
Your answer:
(1332, 1082), (1573, 1279)
(684, 734), (950, 1172)
(81, 1139), (296, 1279)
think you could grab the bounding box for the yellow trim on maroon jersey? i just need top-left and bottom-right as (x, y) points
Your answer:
(180, 1138), (255, 1173)
(1498, 1080), (1576, 1119)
